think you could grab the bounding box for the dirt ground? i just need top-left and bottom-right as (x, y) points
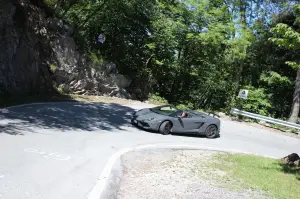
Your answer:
(117, 149), (268, 199)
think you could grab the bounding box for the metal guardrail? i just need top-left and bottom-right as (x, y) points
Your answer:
(231, 108), (300, 135)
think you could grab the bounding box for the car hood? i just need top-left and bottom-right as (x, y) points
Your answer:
(134, 108), (164, 121)
(134, 108), (152, 116)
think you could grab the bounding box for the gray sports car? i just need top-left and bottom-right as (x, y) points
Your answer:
(131, 105), (221, 138)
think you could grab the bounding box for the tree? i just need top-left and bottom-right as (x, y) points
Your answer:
(269, 4), (300, 123)
(42, 0), (300, 118)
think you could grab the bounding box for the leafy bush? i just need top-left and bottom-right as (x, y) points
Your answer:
(88, 52), (106, 71)
(176, 102), (194, 110)
(49, 64), (57, 73)
(176, 104), (188, 110)
(260, 71), (293, 118)
(88, 52), (104, 64)
(44, 0), (56, 7)
(57, 87), (64, 95)
(148, 93), (168, 105)
(236, 85), (272, 116)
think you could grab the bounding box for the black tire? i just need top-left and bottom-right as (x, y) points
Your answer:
(159, 121), (172, 135)
(205, 125), (219, 139)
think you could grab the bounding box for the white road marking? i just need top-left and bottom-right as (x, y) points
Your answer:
(52, 154), (71, 161)
(87, 143), (277, 199)
(24, 148), (71, 161)
(43, 152), (57, 158)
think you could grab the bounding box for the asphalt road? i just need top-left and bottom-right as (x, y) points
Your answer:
(0, 102), (300, 199)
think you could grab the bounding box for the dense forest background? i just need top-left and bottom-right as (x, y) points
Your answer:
(43, 0), (300, 122)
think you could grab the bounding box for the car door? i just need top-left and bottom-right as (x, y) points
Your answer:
(179, 113), (206, 132)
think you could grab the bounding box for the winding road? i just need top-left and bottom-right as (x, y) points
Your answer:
(0, 101), (300, 199)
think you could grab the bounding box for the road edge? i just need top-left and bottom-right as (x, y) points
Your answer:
(0, 99), (156, 110)
(2, 101), (299, 139)
(87, 144), (277, 199)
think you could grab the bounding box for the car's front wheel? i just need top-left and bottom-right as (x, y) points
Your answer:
(205, 125), (218, 139)
(159, 121), (172, 135)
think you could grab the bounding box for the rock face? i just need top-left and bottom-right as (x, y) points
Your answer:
(0, 0), (54, 96)
(48, 18), (133, 98)
(0, 0), (133, 100)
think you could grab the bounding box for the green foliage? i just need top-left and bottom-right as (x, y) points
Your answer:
(285, 61), (300, 70)
(88, 52), (104, 64)
(176, 102), (194, 110)
(259, 71), (294, 118)
(148, 93), (168, 105)
(269, 123), (299, 134)
(206, 153), (300, 199)
(236, 86), (272, 116)
(260, 71), (291, 86)
(49, 64), (57, 73)
(57, 87), (64, 95)
(269, 23), (300, 50)
(226, 28), (255, 61)
(50, 0), (300, 120)
(44, 0), (56, 8)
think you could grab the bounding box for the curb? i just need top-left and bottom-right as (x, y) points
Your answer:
(87, 144), (277, 199)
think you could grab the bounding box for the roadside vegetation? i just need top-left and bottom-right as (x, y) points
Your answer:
(2, 0), (300, 134)
(200, 153), (300, 199)
(41, 0), (300, 125)
(119, 150), (300, 199)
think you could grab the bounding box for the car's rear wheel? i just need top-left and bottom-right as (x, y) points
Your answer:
(159, 121), (172, 135)
(205, 125), (218, 139)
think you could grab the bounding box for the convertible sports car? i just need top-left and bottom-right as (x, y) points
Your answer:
(131, 105), (221, 138)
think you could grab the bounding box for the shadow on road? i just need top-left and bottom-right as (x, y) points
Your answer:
(0, 102), (135, 135)
(135, 126), (217, 139)
(279, 163), (300, 181)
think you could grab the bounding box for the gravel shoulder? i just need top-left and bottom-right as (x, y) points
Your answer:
(117, 149), (268, 199)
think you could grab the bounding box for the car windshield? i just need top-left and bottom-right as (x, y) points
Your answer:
(150, 105), (179, 115)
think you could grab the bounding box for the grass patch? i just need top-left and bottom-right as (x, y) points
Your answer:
(269, 123), (299, 134)
(203, 153), (300, 199)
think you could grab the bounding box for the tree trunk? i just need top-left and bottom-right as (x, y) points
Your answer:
(239, 0), (246, 26)
(226, 59), (244, 114)
(226, 0), (246, 110)
(288, 69), (300, 123)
